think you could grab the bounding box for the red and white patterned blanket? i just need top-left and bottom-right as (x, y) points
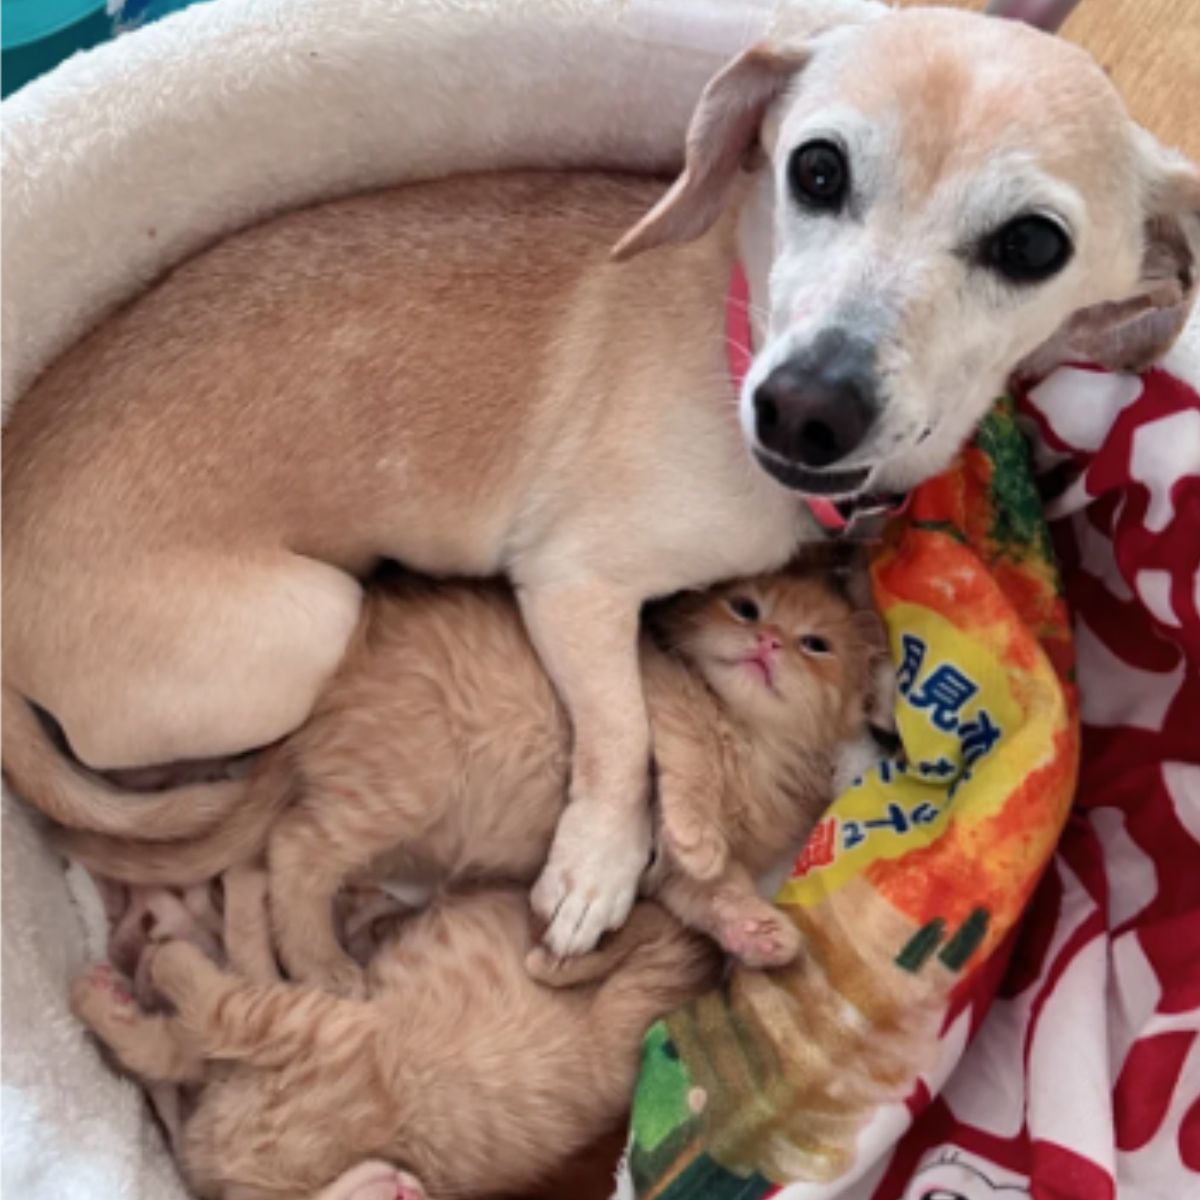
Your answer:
(848, 360), (1200, 1200)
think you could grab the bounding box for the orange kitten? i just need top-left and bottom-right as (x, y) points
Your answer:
(73, 884), (719, 1200)
(64, 566), (884, 987)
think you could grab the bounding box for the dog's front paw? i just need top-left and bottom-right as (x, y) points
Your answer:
(532, 800), (648, 957)
(524, 943), (612, 989)
(524, 945), (578, 988)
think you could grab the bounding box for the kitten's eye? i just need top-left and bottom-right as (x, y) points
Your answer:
(980, 214), (1072, 284)
(728, 596), (760, 622)
(788, 140), (849, 212)
(799, 634), (831, 655)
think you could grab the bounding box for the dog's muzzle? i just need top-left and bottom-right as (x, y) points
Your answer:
(724, 265), (907, 539)
(752, 329), (880, 472)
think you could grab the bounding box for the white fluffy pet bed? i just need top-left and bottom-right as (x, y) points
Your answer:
(1, 1), (881, 1195)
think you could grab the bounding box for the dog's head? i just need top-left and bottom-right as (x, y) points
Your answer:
(615, 7), (1200, 499)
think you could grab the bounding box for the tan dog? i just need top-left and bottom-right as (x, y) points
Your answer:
(4, 8), (1198, 955)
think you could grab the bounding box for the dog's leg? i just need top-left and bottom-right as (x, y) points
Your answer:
(15, 551), (362, 771)
(518, 581), (652, 957)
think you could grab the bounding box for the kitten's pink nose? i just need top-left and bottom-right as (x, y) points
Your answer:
(757, 631), (783, 654)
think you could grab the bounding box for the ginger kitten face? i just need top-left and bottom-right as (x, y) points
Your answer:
(663, 573), (880, 741)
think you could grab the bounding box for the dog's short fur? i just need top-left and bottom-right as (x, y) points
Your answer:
(4, 8), (1198, 954)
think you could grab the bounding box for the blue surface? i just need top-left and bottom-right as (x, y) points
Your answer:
(2, 0), (209, 97)
(2, 0), (106, 48)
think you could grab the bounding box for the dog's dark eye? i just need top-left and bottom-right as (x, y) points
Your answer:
(728, 596), (760, 622)
(788, 140), (849, 211)
(981, 215), (1072, 283)
(799, 634), (831, 655)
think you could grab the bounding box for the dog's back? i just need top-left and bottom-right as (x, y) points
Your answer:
(1, 171), (668, 780)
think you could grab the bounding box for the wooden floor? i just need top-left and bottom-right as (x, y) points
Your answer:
(901, 0), (1200, 157)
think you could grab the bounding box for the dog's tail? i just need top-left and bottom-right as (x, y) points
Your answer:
(52, 750), (296, 886)
(1, 685), (279, 872)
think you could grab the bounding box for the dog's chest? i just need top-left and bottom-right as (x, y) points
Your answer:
(616, 453), (813, 597)
(658, 489), (801, 586)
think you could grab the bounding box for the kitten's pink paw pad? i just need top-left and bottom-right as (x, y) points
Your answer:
(72, 963), (139, 1029)
(720, 912), (801, 969)
(81, 963), (136, 1007)
(323, 1161), (426, 1200)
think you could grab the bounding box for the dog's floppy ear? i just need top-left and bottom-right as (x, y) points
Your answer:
(612, 43), (808, 262)
(1022, 134), (1200, 376)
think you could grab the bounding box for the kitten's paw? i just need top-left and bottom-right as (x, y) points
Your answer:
(532, 800), (647, 957)
(72, 962), (138, 1028)
(318, 1160), (427, 1200)
(145, 937), (210, 997)
(291, 956), (367, 999)
(718, 904), (802, 969)
(325, 964), (368, 1000)
(661, 812), (729, 883)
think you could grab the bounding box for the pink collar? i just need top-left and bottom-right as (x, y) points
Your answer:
(726, 262), (906, 536)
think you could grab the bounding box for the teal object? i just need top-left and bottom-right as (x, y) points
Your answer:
(2, 0), (112, 97)
(2, 0), (208, 97)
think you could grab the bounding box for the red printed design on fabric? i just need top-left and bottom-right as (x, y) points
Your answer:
(864, 366), (1200, 1199)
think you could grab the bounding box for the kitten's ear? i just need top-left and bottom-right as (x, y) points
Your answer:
(645, 587), (708, 640)
(838, 560), (876, 614)
(849, 609), (888, 654)
(849, 609), (896, 732)
(791, 541), (868, 577)
(796, 543), (874, 610)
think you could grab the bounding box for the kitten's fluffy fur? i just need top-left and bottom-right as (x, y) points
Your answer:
(74, 886), (719, 1200)
(68, 567), (881, 986)
(70, 566), (881, 1199)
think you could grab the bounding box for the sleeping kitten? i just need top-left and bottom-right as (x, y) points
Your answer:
(65, 565), (884, 991)
(72, 882), (720, 1200)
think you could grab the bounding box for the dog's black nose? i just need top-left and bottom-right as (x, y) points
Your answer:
(753, 332), (878, 468)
